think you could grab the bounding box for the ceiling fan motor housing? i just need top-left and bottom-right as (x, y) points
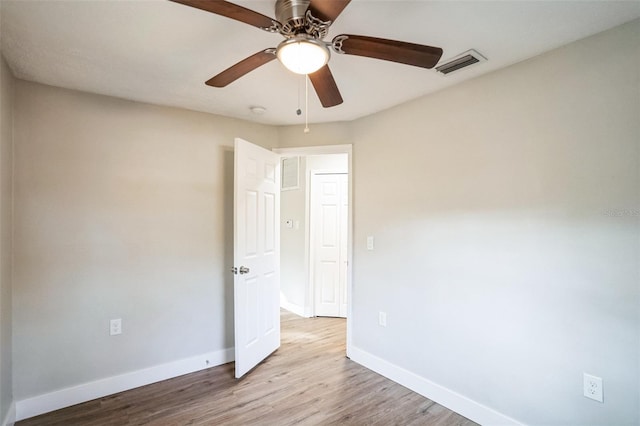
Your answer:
(276, 0), (311, 36)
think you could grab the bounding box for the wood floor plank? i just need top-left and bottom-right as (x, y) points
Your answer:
(17, 310), (478, 425)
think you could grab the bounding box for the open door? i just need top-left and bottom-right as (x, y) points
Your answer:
(233, 138), (280, 378)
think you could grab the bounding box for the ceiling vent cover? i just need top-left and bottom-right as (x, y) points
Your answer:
(436, 49), (487, 75)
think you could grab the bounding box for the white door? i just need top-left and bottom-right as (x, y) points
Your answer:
(234, 138), (280, 378)
(311, 173), (348, 318)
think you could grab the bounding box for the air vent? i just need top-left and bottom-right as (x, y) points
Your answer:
(435, 49), (487, 75)
(281, 157), (299, 191)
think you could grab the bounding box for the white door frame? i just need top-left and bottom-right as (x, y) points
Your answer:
(273, 144), (353, 357)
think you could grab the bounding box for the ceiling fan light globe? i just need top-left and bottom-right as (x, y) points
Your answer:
(276, 37), (330, 75)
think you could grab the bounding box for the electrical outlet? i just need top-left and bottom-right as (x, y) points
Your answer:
(110, 318), (122, 336)
(583, 373), (603, 403)
(378, 311), (387, 327)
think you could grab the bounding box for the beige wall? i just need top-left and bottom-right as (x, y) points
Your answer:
(280, 156), (307, 311)
(282, 19), (640, 425)
(0, 54), (15, 425)
(11, 81), (278, 399)
(277, 123), (352, 149)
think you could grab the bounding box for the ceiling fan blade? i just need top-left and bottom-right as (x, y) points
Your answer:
(308, 0), (351, 23)
(206, 49), (276, 87)
(170, 0), (276, 30)
(334, 34), (443, 69)
(308, 65), (343, 108)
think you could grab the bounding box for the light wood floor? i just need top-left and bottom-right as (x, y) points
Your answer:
(18, 310), (477, 425)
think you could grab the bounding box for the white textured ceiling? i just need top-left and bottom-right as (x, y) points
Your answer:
(1, 0), (639, 125)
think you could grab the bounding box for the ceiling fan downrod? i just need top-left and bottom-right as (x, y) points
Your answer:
(275, 0), (331, 39)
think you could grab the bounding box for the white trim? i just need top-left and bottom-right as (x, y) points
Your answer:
(15, 348), (234, 422)
(280, 292), (308, 318)
(349, 345), (524, 426)
(273, 144), (352, 156)
(1, 400), (15, 426)
(303, 161), (312, 315)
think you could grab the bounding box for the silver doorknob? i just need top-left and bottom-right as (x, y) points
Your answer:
(239, 266), (250, 274)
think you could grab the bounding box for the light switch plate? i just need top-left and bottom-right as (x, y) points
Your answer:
(378, 311), (387, 327)
(367, 236), (375, 251)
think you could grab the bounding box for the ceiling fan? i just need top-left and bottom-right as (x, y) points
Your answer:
(170, 0), (444, 108)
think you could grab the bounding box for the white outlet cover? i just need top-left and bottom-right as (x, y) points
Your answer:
(110, 318), (122, 336)
(583, 373), (603, 403)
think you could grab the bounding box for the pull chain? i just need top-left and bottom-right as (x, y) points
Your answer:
(304, 75), (310, 133)
(296, 75), (302, 116)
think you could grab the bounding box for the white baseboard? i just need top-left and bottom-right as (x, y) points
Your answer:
(280, 295), (308, 318)
(16, 348), (234, 422)
(348, 345), (523, 426)
(1, 400), (15, 426)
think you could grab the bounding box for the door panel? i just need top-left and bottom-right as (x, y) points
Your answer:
(312, 173), (348, 318)
(234, 138), (280, 378)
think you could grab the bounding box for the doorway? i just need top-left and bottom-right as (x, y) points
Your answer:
(274, 145), (353, 348)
